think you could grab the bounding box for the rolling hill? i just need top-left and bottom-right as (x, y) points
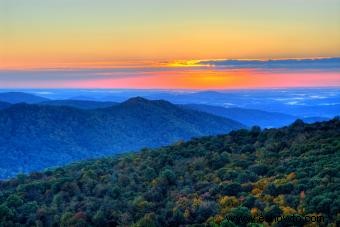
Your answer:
(0, 92), (49, 104)
(0, 119), (338, 226)
(183, 104), (298, 128)
(0, 97), (244, 178)
(37, 100), (333, 128)
(141, 89), (340, 118)
(40, 100), (118, 109)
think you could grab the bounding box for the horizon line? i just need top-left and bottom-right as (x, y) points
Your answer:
(1, 56), (340, 71)
(1, 86), (339, 91)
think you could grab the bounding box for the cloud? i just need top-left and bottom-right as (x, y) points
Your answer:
(0, 58), (339, 88)
(197, 57), (340, 71)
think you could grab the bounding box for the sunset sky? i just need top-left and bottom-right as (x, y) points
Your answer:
(0, 0), (340, 88)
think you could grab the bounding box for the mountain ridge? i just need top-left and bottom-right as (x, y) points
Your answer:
(183, 104), (299, 128)
(0, 97), (244, 178)
(0, 92), (50, 104)
(40, 99), (118, 109)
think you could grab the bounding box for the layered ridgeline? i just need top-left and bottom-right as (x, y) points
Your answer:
(183, 104), (330, 128)
(0, 119), (338, 226)
(183, 104), (298, 128)
(40, 100), (118, 109)
(0, 91), (334, 128)
(0, 97), (244, 178)
(0, 92), (49, 104)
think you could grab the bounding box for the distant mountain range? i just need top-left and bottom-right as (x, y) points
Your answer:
(0, 92), (49, 104)
(0, 91), (335, 127)
(39, 99), (329, 127)
(3, 88), (339, 118)
(183, 104), (329, 128)
(0, 97), (244, 178)
(0, 90), (337, 178)
(41, 100), (118, 109)
(183, 104), (297, 128)
(140, 89), (340, 118)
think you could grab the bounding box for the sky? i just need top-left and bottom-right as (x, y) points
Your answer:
(0, 0), (340, 89)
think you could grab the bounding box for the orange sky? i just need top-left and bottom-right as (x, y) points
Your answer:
(1, 65), (339, 89)
(64, 70), (340, 89)
(1, 0), (340, 69)
(1, 0), (340, 88)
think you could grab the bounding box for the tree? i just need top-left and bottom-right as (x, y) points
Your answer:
(263, 184), (277, 196)
(92, 210), (106, 226)
(249, 164), (268, 176)
(228, 206), (251, 226)
(60, 212), (73, 227)
(144, 167), (157, 181)
(6, 194), (23, 208)
(220, 220), (237, 227)
(134, 213), (158, 227)
(208, 152), (229, 170)
(243, 196), (256, 208)
(196, 201), (218, 222)
(264, 205), (283, 223)
(159, 169), (177, 186)
(0, 204), (12, 220)
(221, 183), (242, 196)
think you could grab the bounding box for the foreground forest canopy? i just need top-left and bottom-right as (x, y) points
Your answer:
(0, 119), (339, 226)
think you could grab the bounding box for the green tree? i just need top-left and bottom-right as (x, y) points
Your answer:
(6, 194), (23, 208)
(159, 169), (177, 186)
(264, 205), (283, 223)
(134, 213), (158, 227)
(0, 204), (12, 220)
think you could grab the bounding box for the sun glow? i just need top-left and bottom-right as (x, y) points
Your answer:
(166, 60), (207, 68)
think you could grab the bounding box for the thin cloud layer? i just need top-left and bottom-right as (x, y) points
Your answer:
(197, 58), (340, 70)
(0, 58), (339, 88)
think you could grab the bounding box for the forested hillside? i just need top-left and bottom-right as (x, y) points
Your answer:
(0, 97), (243, 178)
(0, 119), (338, 226)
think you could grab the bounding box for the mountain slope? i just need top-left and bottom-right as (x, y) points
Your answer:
(0, 97), (244, 178)
(302, 116), (330, 123)
(0, 101), (11, 110)
(183, 104), (298, 128)
(0, 92), (49, 104)
(40, 99), (118, 109)
(0, 119), (338, 226)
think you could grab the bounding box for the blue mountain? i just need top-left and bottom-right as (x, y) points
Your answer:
(41, 99), (118, 109)
(0, 92), (49, 104)
(0, 97), (244, 178)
